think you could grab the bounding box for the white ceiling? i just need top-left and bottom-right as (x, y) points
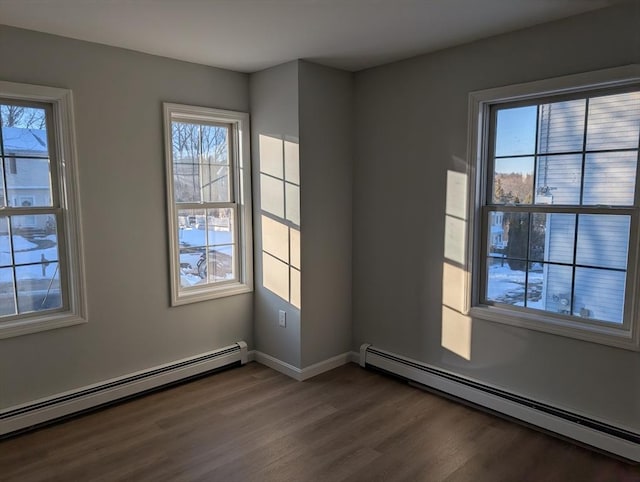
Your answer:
(0, 0), (621, 73)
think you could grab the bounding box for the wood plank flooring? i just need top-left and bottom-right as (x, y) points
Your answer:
(1, 362), (638, 482)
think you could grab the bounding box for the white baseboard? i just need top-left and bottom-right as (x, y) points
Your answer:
(360, 344), (640, 463)
(253, 351), (353, 381)
(0, 342), (247, 437)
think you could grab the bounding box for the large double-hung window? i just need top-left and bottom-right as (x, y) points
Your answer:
(164, 104), (252, 305)
(0, 81), (86, 338)
(468, 66), (640, 350)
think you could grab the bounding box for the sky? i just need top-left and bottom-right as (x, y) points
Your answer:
(494, 105), (537, 174)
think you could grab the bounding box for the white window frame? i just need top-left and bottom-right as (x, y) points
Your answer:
(0, 81), (87, 339)
(164, 103), (253, 305)
(466, 65), (640, 351)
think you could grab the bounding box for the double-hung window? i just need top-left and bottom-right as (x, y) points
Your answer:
(164, 104), (252, 305)
(468, 66), (640, 350)
(0, 81), (86, 338)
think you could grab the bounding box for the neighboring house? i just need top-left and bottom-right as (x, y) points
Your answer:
(490, 211), (504, 249)
(1, 126), (52, 234)
(526, 94), (638, 323)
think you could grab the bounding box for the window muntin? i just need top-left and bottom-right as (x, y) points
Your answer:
(164, 104), (252, 305)
(0, 82), (86, 338)
(471, 71), (640, 349)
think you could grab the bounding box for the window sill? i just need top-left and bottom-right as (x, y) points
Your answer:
(171, 281), (253, 307)
(0, 312), (88, 339)
(469, 305), (640, 351)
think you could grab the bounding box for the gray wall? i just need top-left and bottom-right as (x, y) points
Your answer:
(250, 61), (354, 369)
(0, 25), (252, 409)
(299, 61), (353, 367)
(353, 2), (640, 431)
(250, 61), (302, 367)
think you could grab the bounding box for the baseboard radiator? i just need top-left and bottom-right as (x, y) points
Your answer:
(359, 344), (640, 463)
(0, 341), (248, 438)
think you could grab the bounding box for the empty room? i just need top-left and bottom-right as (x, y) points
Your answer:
(1, 1), (639, 480)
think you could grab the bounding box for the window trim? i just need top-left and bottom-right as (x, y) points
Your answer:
(466, 65), (640, 351)
(0, 81), (87, 339)
(163, 103), (253, 306)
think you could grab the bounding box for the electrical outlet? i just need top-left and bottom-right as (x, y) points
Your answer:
(278, 310), (286, 327)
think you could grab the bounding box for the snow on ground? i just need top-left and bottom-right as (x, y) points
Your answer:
(487, 261), (544, 308)
(178, 227), (232, 247)
(0, 235), (59, 283)
(178, 227), (233, 287)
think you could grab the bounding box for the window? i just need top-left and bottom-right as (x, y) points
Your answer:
(468, 66), (640, 350)
(0, 81), (86, 338)
(164, 104), (253, 305)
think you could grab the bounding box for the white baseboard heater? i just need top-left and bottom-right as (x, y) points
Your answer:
(359, 344), (640, 463)
(0, 341), (248, 438)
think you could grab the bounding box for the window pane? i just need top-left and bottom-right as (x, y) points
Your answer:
(200, 164), (230, 202)
(537, 99), (586, 154)
(486, 256), (526, 306)
(493, 157), (534, 204)
(576, 214), (630, 270)
(0, 163), (5, 207)
(582, 152), (637, 206)
(0, 216), (11, 267)
(541, 264), (574, 315)
(177, 209), (206, 246)
(503, 212), (529, 263)
(12, 214), (58, 265)
(207, 245), (235, 283)
(528, 213), (547, 262)
(574, 267), (625, 324)
(541, 213), (575, 264)
(173, 163), (230, 203)
(487, 211), (506, 256)
(1, 106), (49, 156)
(200, 125), (229, 164)
(172, 122), (230, 203)
(526, 262), (544, 309)
(0, 267), (16, 316)
(15, 262), (62, 314)
(179, 246), (206, 287)
(495, 106), (537, 157)
(207, 208), (234, 246)
(586, 91), (640, 151)
(5, 158), (53, 207)
(173, 162), (200, 203)
(535, 154), (581, 205)
(171, 122), (199, 162)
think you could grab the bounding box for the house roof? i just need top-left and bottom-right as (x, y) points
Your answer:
(1, 127), (51, 192)
(2, 127), (48, 156)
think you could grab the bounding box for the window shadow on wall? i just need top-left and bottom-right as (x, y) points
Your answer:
(258, 134), (301, 309)
(442, 170), (472, 360)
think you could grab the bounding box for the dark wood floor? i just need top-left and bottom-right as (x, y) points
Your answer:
(1, 362), (638, 482)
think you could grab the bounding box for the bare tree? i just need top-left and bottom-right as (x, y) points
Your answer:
(0, 105), (46, 129)
(172, 122), (229, 204)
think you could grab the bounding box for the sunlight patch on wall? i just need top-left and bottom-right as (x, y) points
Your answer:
(263, 252), (289, 301)
(260, 174), (285, 219)
(441, 307), (472, 361)
(259, 134), (301, 309)
(442, 170), (472, 360)
(442, 263), (472, 361)
(442, 262), (466, 312)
